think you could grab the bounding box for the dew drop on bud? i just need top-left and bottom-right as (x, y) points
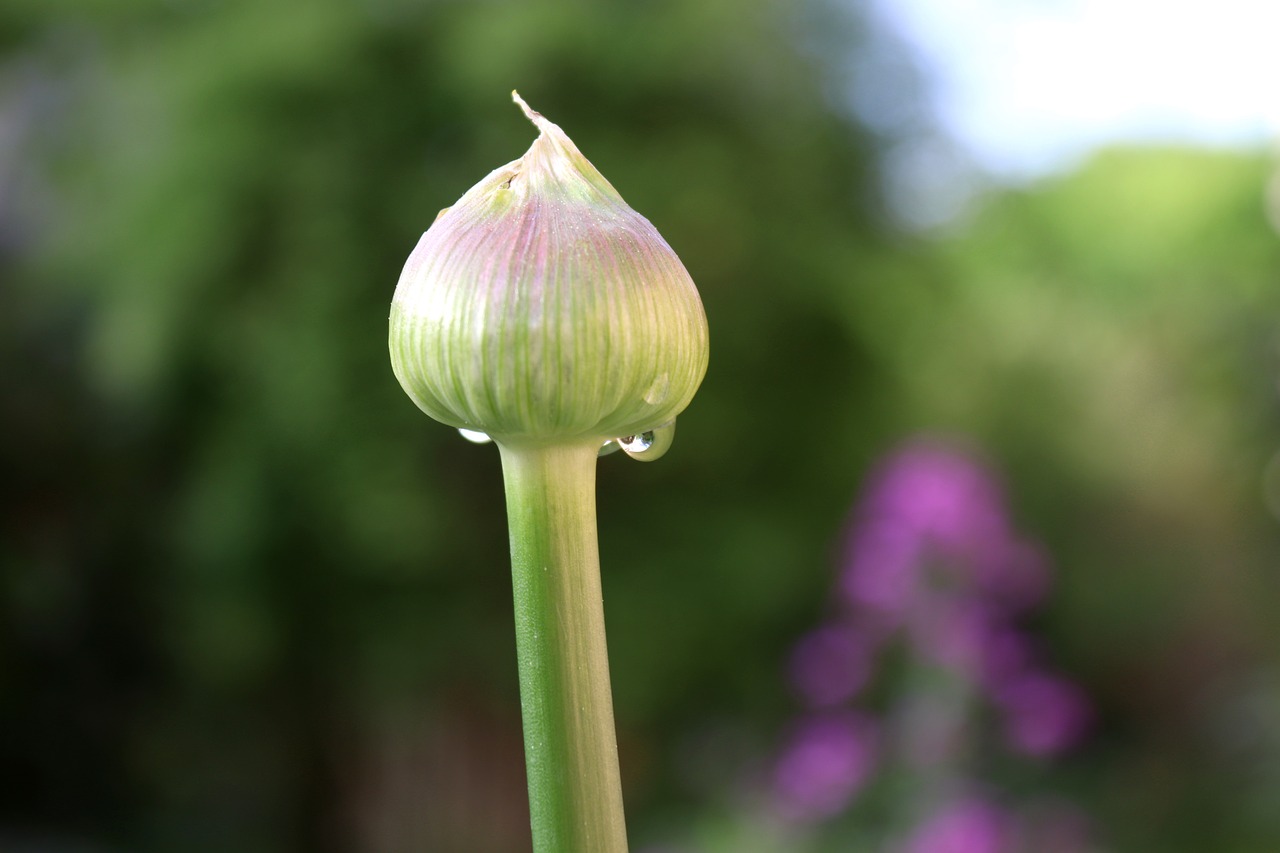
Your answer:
(458, 428), (493, 444)
(618, 420), (675, 461)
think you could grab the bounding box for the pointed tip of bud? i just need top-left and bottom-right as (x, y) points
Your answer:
(511, 90), (561, 144)
(511, 89), (537, 121)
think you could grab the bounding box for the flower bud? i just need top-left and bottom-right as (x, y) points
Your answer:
(389, 92), (709, 447)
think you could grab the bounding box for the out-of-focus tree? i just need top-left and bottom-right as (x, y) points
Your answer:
(0, 1), (902, 850)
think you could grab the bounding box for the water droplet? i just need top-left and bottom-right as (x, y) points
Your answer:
(458, 428), (492, 444)
(618, 420), (675, 462)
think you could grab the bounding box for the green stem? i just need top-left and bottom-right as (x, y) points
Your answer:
(498, 441), (629, 853)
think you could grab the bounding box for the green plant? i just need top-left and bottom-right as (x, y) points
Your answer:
(389, 93), (709, 852)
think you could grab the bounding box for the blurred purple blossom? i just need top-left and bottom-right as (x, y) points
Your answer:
(836, 438), (1091, 755)
(770, 436), (1096, 833)
(978, 622), (1038, 688)
(993, 672), (1093, 758)
(907, 595), (998, 680)
(839, 441), (1049, 623)
(842, 521), (923, 618)
(787, 623), (876, 707)
(901, 796), (1013, 853)
(771, 711), (878, 822)
(974, 538), (1052, 614)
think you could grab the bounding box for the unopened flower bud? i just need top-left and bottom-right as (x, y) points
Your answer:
(390, 92), (709, 447)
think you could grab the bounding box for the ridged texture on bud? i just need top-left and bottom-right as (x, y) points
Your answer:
(390, 93), (709, 445)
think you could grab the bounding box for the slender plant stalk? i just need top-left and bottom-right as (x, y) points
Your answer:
(498, 440), (629, 853)
(389, 94), (705, 849)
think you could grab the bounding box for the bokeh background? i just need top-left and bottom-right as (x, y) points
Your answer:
(2, 1), (1279, 851)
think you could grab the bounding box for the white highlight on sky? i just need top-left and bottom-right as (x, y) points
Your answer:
(877, 0), (1280, 177)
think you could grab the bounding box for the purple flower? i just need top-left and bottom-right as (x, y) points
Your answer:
(841, 522), (924, 619)
(787, 623), (876, 708)
(994, 672), (1093, 758)
(902, 796), (1014, 853)
(771, 711), (878, 823)
(839, 439), (1030, 623)
(835, 440), (1078, 696)
(907, 594), (998, 680)
(769, 435), (1096, 835)
(977, 621), (1038, 687)
(974, 537), (1052, 614)
(864, 442), (1007, 554)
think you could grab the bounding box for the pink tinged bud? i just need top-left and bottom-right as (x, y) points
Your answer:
(389, 92), (709, 447)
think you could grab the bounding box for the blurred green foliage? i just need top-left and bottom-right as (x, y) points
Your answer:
(2, 0), (1279, 851)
